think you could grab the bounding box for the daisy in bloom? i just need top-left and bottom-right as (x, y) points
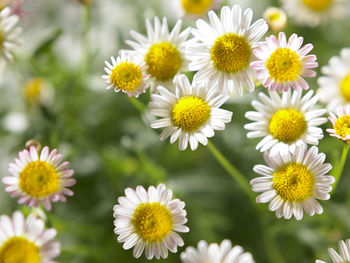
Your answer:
(251, 32), (318, 92)
(0, 7), (21, 68)
(187, 5), (268, 96)
(125, 17), (191, 89)
(181, 239), (255, 263)
(3, 146), (76, 210)
(263, 7), (287, 33)
(113, 184), (189, 259)
(171, 0), (221, 19)
(251, 144), (334, 220)
(244, 89), (327, 156)
(316, 239), (350, 263)
(0, 211), (60, 263)
(327, 105), (350, 143)
(280, 0), (345, 27)
(149, 74), (232, 151)
(318, 48), (350, 111)
(102, 51), (150, 97)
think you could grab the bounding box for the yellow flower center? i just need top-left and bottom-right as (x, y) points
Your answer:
(302, 0), (332, 11)
(24, 78), (44, 104)
(19, 161), (60, 198)
(273, 163), (314, 202)
(180, 0), (212, 14)
(132, 203), (173, 243)
(334, 115), (350, 138)
(171, 96), (211, 132)
(211, 33), (251, 73)
(341, 73), (350, 102)
(0, 237), (40, 263)
(269, 108), (307, 143)
(145, 42), (182, 81)
(269, 13), (281, 21)
(266, 48), (302, 82)
(110, 62), (142, 92)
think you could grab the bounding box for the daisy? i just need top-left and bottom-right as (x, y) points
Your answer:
(3, 145), (76, 210)
(0, 7), (21, 68)
(251, 144), (334, 220)
(251, 32), (318, 92)
(263, 7), (287, 33)
(327, 105), (350, 143)
(102, 51), (150, 97)
(125, 17), (191, 89)
(149, 74), (232, 151)
(0, 210), (60, 263)
(171, 0), (221, 19)
(187, 5), (268, 96)
(244, 89), (327, 156)
(318, 48), (350, 111)
(316, 239), (350, 263)
(280, 0), (346, 27)
(113, 184), (189, 259)
(181, 239), (255, 263)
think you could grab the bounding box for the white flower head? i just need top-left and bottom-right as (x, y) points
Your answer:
(125, 17), (192, 89)
(181, 239), (255, 263)
(280, 0), (346, 27)
(263, 7), (287, 32)
(316, 239), (350, 263)
(327, 105), (350, 143)
(171, 0), (222, 19)
(251, 144), (334, 220)
(251, 32), (318, 92)
(318, 48), (350, 111)
(3, 146), (76, 210)
(113, 184), (189, 260)
(244, 89), (327, 156)
(149, 74), (232, 151)
(102, 51), (150, 97)
(0, 211), (60, 262)
(187, 5), (268, 96)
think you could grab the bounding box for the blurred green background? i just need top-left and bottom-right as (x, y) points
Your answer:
(1, 0), (350, 262)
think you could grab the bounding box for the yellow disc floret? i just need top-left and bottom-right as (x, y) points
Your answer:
(110, 62), (142, 92)
(19, 161), (60, 198)
(0, 237), (40, 263)
(302, 0), (332, 12)
(171, 96), (211, 132)
(24, 78), (45, 104)
(334, 115), (350, 139)
(211, 33), (251, 73)
(266, 48), (302, 82)
(273, 162), (314, 202)
(180, 0), (212, 15)
(132, 203), (173, 243)
(145, 42), (182, 81)
(269, 108), (307, 143)
(341, 73), (350, 102)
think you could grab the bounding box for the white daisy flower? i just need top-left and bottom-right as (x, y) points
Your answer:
(187, 5), (268, 96)
(3, 146), (76, 210)
(251, 32), (318, 92)
(318, 48), (350, 111)
(327, 105), (350, 143)
(171, 0), (222, 19)
(244, 89), (327, 156)
(251, 144), (334, 220)
(280, 0), (346, 27)
(0, 211), (60, 263)
(316, 239), (350, 263)
(263, 7), (287, 33)
(125, 17), (191, 89)
(113, 184), (189, 260)
(0, 7), (21, 68)
(149, 74), (232, 151)
(102, 51), (150, 97)
(181, 239), (255, 263)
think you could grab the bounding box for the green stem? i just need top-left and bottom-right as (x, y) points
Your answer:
(128, 97), (147, 112)
(332, 143), (349, 193)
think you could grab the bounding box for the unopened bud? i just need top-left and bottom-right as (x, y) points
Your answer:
(25, 139), (42, 152)
(263, 7), (287, 33)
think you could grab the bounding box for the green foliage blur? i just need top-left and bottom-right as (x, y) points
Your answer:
(1, 0), (350, 262)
